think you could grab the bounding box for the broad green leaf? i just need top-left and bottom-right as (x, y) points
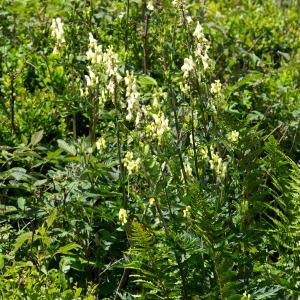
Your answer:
(236, 72), (263, 88)
(30, 130), (43, 146)
(14, 261), (34, 267)
(62, 264), (70, 273)
(13, 232), (32, 253)
(34, 179), (47, 187)
(17, 197), (26, 210)
(0, 205), (17, 213)
(11, 172), (25, 181)
(137, 75), (157, 86)
(58, 243), (81, 254)
(74, 287), (83, 298)
(47, 208), (57, 228)
(21, 134), (28, 145)
(57, 139), (77, 156)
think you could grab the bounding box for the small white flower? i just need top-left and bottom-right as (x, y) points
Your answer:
(147, 1), (154, 11)
(85, 75), (91, 87)
(186, 15), (193, 24)
(107, 80), (115, 94)
(199, 148), (208, 159)
(181, 56), (195, 78)
(88, 32), (97, 48)
(124, 152), (141, 175)
(50, 17), (65, 53)
(228, 130), (239, 142)
(193, 22), (208, 42)
(96, 137), (106, 150)
(149, 198), (155, 206)
(183, 206), (191, 218)
(210, 80), (222, 96)
(180, 82), (190, 94)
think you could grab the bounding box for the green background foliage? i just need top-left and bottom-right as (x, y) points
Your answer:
(0, 0), (299, 299)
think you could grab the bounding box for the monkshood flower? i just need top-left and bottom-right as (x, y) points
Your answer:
(50, 17), (65, 54)
(119, 208), (128, 225)
(125, 71), (140, 124)
(193, 22), (213, 71)
(210, 80), (222, 97)
(181, 160), (194, 182)
(96, 137), (106, 150)
(124, 151), (141, 175)
(147, 1), (154, 11)
(183, 205), (191, 218)
(193, 22), (208, 43)
(228, 130), (239, 142)
(181, 56), (195, 78)
(209, 150), (227, 178)
(145, 112), (170, 145)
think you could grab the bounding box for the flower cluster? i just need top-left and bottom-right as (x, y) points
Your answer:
(118, 208), (128, 226)
(228, 130), (239, 143)
(183, 205), (191, 218)
(145, 112), (170, 145)
(83, 33), (122, 96)
(181, 159), (194, 182)
(50, 18), (65, 54)
(96, 137), (106, 151)
(152, 88), (167, 108)
(242, 291), (251, 300)
(85, 67), (98, 88)
(199, 147), (209, 160)
(149, 198), (155, 207)
(210, 80), (222, 97)
(124, 151), (141, 175)
(193, 22), (212, 71)
(179, 82), (190, 94)
(147, 1), (154, 11)
(209, 150), (227, 178)
(209, 79), (227, 112)
(172, 0), (188, 8)
(124, 71), (141, 125)
(181, 56), (195, 79)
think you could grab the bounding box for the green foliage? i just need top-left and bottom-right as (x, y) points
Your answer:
(0, 0), (300, 299)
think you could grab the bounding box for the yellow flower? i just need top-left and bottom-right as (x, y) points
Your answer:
(118, 209), (128, 226)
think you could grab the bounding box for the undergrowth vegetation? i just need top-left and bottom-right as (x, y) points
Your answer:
(0, 0), (299, 299)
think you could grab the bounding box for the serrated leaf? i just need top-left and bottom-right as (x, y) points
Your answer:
(30, 130), (43, 146)
(57, 139), (77, 156)
(47, 208), (57, 228)
(137, 75), (157, 86)
(58, 243), (81, 254)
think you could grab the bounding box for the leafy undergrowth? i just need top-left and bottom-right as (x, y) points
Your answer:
(0, 0), (299, 299)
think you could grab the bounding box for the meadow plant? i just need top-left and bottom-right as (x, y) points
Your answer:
(0, 0), (300, 299)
